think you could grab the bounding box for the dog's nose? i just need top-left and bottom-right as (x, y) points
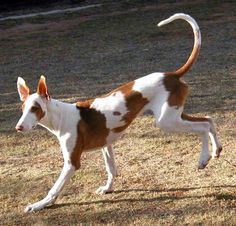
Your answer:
(15, 125), (24, 132)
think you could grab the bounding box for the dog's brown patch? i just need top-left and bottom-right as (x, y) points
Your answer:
(111, 81), (149, 133)
(76, 99), (94, 108)
(71, 103), (110, 169)
(163, 75), (188, 108)
(30, 101), (45, 121)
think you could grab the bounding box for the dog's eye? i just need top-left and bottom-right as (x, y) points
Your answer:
(30, 106), (39, 113)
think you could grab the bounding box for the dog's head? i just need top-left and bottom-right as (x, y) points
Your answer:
(15, 76), (50, 132)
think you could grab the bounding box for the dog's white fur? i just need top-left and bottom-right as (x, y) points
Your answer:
(15, 14), (221, 213)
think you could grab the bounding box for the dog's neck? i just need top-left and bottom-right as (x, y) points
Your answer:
(39, 99), (77, 137)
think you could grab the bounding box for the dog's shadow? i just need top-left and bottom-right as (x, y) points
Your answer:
(46, 185), (236, 210)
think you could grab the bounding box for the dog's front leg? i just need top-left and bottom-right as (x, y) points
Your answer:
(96, 145), (117, 194)
(25, 162), (75, 213)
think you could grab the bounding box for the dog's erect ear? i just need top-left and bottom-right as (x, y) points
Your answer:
(37, 75), (50, 100)
(17, 77), (30, 102)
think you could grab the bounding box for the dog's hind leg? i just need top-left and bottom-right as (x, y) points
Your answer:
(96, 145), (117, 194)
(154, 103), (215, 169)
(181, 113), (222, 159)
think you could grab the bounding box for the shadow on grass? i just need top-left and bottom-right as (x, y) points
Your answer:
(47, 185), (236, 210)
(113, 184), (236, 194)
(38, 184), (236, 225)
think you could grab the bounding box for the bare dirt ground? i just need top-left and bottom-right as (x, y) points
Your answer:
(0, 1), (235, 225)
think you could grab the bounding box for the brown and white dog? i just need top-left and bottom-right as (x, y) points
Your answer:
(16, 13), (222, 212)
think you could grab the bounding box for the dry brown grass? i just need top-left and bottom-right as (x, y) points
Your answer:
(0, 1), (235, 225)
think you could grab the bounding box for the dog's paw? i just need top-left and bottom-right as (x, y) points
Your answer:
(24, 202), (45, 213)
(198, 155), (211, 169)
(95, 186), (113, 195)
(24, 204), (38, 213)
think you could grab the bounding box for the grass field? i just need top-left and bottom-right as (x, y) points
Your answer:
(0, 1), (235, 225)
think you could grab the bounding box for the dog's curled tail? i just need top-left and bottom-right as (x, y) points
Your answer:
(158, 13), (201, 78)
